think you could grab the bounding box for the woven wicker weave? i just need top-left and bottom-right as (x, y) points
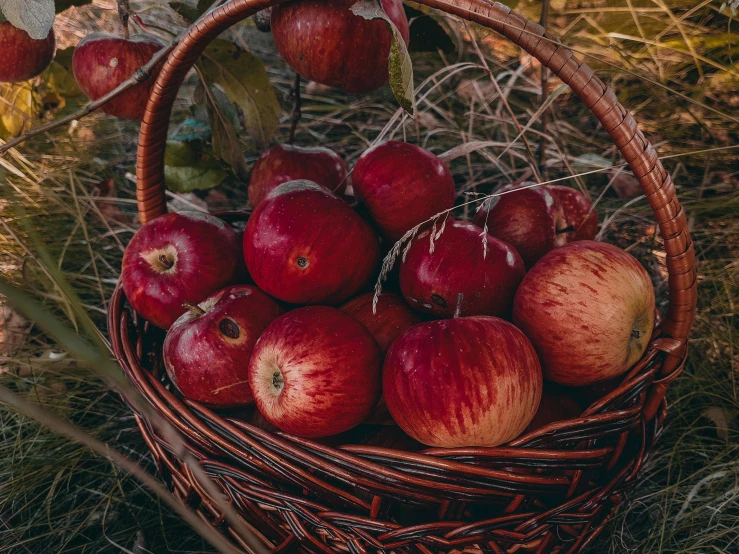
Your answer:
(108, 1), (698, 552)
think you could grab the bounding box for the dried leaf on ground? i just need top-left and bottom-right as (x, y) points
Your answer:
(0, 304), (29, 356)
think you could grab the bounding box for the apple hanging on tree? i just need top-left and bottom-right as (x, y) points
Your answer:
(163, 285), (283, 408)
(248, 144), (350, 208)
(121, 211), (243, 329)
(72, 33), (165, 120)
(271, 0), (409, 94)
(0, 21), (56, 83)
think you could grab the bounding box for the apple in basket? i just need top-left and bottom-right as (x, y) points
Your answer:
(352, 141), (456, 241)
(340, 292), (420, 354)
(243, 180), (380, 305)
(271, 0), (409, 94)
(72, 33), (165, 120)
(513, 241), (655, 386)
(548, 185), (599, 241)
(248, 306), (382, 438)
(523, 388), (582, 434)
(248, 144), (350, 208)
(383, 316), (543, 447)
(0, 21), (55, 83)
(472, 182), (569, 268)
(399, 220), (526, 318)
(121, 211), (242, 329)
(163, 285), (282, 408)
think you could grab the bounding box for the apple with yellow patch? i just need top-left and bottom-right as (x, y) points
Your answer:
(513, 241), (655, 386)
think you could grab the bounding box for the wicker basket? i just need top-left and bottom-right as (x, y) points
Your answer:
(108, 0), (698, 552)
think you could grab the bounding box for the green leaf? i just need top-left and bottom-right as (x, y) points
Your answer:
(164, 140), (228, 193)
(0, 0), (55, 40)
(42, 48), (82, 98)
(202, 83), (250, 181)
(408, 14), (455, 54)
(197, 38), (281, 151)
(169, 0), (217, 23)
(54, 0), (92, 13)
(352, 0), (415, 116)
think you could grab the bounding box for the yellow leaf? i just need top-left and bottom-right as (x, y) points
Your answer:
(0, 82), (38, 138)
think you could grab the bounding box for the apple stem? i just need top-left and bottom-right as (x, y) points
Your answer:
(287, 73), (302, 144)
(556, 225), (575, 235)
(158, 254), (175, 270)
(538, 0), (551, 179)
(117, 0), (131, 39)
(182, 301), (205, 317)
(453, 293), (464, 319)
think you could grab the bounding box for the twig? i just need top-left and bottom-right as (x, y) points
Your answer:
(288, 73), (302, 144)
(0, 41), (177, 156)
(117, 0), (132, 39)
(538, 0), (551, 180)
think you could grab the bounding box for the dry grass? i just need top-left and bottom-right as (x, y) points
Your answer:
(1, 0), (738, 552)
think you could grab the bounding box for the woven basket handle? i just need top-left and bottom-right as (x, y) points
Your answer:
(135, 0), (696, 349)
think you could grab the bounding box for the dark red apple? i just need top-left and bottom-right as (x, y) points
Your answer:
(121, 211), (242, 329)
(383, 316), (542, 447)
(0, 22), (55, 83)
(163, 285), (282, 408)
(243, 180), (380, 305)
(352, 141), (456, 241)
(248, 306), (382, 437)
(248, 144), (350, 208)
(340, 292), (420, 353)
(271, 0), (409, 94)
(72, 33), (164, 120)
(513, 241), (655, 386)
(523, 389), (582, 433)
(399, 220), (525, 318)
(472, 182), (568, 268)
(548, 185), (598, 241)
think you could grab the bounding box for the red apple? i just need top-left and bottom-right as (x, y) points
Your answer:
(548, 185), (598, 241)
(472, 182), (568, 268)
(248, 306), (382, 437)
(352, 141), (456, 241)
(248, 144), (350, 208)
(523, 389), (582, 433)
(72, 33), (164, 120)
(163, 285), (282, 408)
(0, 22), (55, 83)
(243, 180), (380, 305)
(512, 241), (656, 386)
(121, 211), (242, 329)
(399, 220), (525, 318)
(271, 0), (409, 94)
(340, 292), (420, 353)
(383, 316), (542, 447)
